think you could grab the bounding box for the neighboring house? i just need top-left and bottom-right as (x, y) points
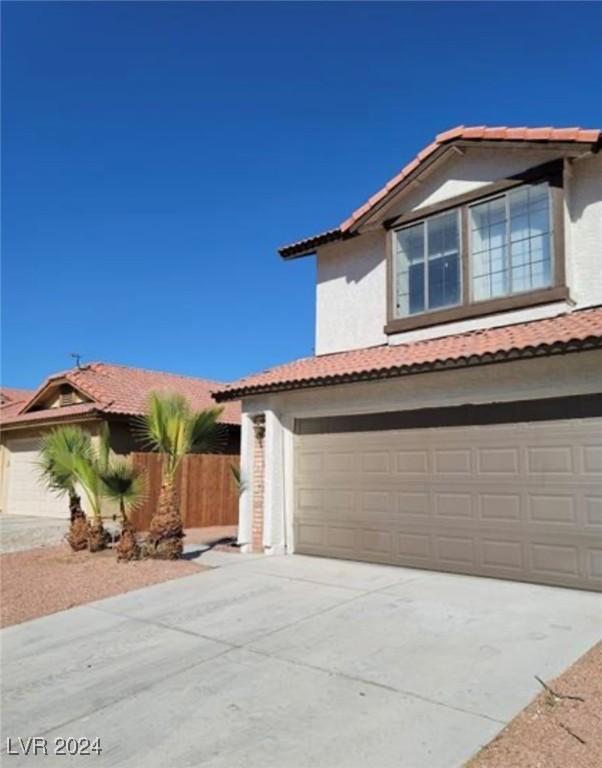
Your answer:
(214, 125), (602, 592)
(0, 362), (241, 518)
(0, 387), (35, 409)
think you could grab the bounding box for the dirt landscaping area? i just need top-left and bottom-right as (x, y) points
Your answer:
(467, 641), (602, 768)
(0, 525), (238, 628)
(0, 544), (206, 628)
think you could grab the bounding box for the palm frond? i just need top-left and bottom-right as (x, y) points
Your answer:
(71, 453), (104, 520)
(38, 426), (92, 497)
(188, 407), (226, 454)
(100, 457), (146, 518)
(135, 392), (225, 480)
(230, 464), (246, 496)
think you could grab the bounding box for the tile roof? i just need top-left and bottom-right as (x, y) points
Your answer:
(0, 387), (35, 404)
(213, 306), (602, 401)
(0, 388), (36, 420)
(1, 363), (241, 428)
(279, 125), (601, 258)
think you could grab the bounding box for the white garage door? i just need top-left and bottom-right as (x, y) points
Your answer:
(5, 438), (68, 519)
(294, 418), (602, 591)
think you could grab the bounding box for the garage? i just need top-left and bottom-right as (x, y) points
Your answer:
(294, 407), (602, 591)
(5, 438), (67, 519)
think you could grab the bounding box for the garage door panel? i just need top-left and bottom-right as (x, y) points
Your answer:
(6, 439), (68, 519)
(294, 418), (602, 591)
(585, 496), (602, 526)
(588, 549), (602, 581)
(582, 445), (602, 474)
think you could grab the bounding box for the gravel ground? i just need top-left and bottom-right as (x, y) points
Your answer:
(0, 515), (69, 554)
(0, 544), (207, 628)
(467, 641), (602, 768)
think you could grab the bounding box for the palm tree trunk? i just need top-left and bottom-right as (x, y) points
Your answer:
(116, 499), (140, 561)
(67, 492), (88, 551)
(145, 479), (184, 559)
(87, 505), (108, 553)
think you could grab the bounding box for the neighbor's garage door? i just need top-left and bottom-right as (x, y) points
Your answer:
(294, 417), (602, 591)
(5, 438), (67, 519)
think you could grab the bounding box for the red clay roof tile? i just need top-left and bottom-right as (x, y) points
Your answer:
(213, 307), (602, 401)
(2, 363), (241, 427)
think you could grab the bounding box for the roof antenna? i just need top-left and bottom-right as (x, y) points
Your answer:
(71, 353), (86, 370)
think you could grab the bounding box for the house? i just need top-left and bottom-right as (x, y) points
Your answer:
(0, 387), (35, 408)
(214, 125), (602, 592)
(0, 362), (241, 518)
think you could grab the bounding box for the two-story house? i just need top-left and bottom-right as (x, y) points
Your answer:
(214, 126), (602, 591)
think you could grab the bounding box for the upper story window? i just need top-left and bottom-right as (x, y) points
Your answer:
(470, 182), (552, 302)
(396, 210), (461, 316)
(388, 162), (566, 333)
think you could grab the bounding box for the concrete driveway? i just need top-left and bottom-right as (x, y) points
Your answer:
(1, 553), (600, 767)
(0, 514), (68, 554)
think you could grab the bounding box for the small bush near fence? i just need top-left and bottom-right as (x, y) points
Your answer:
(129, 453), (240, 531)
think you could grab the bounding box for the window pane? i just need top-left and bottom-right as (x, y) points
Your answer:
(508, 182), (552, 294)
(427, 212), (460, 310)
(395, 222), (424, 317)
(409, 262), (425, 314)
(428, 253), (460, 309)
(489, 247), (509, 297)
(428, 211), (458, 259)
(396, 223), (424, 269)
(471, 183), (552, 301)
(470, 197), (508, 302)
(473, 275), (490, 302)
(510, 214), (530, 243)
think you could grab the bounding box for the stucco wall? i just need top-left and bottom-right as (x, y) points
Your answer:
(238, 349), (602, 553)
(315, 149), (602, 355)
(315, 231), (386, 355)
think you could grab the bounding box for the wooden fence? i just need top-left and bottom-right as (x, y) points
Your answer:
(128, 453), (240, 531)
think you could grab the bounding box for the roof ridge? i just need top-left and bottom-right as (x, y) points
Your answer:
(86, 361), (228, 386)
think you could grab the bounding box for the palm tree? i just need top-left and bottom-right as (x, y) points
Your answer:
(38, 426), (90, 551)
(100, 457), (145, 560)
(70, 423), (112, 552)
(136, 392), (225, 559)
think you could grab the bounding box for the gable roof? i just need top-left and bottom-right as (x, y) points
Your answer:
(1, 363), (240, 428)
(213, 306), (602, 401)
(279, 125), (601, 259)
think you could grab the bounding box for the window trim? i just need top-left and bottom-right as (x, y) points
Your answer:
(385, 160), (567, 334)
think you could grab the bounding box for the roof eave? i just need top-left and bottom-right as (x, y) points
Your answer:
(0, 410), (103, 431)
(278, 228), (345, 260)
(277, 130), (601, 259)
(212, 335), (602, 402)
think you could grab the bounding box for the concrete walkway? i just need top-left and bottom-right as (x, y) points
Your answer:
(1, 553), (600, 767)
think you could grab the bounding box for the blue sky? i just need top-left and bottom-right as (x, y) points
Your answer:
(2, 1), (601, 389)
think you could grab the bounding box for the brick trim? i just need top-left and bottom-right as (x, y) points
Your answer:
(250, 415), (265, 552)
